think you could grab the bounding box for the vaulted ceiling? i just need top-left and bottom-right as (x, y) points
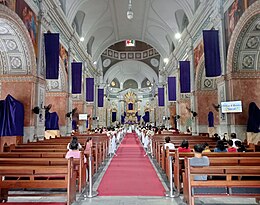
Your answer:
(59, 0), (200, 91)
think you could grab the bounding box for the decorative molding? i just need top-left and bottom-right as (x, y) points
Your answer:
(227, 1), (260, 73)
(0, 4), (36, 76)
(46, 92), (68, 97)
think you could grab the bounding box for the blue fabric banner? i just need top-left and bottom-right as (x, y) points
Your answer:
(71, 62), (82, 94)
(0, 95), (24, 136)
(86, 78), (94, 102)
(168, 77), (176, 101)
(44, 33), (59, 79)
(98, 89), (104, 107)
(180, 61), (191, 93)
(112, 112), (117, 122)
(203, 30), (221, 77)
(158, 87), (165, 106)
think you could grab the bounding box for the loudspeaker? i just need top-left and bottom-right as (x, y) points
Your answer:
(66, 112), (71, 118)
(32, 106), (40, 114)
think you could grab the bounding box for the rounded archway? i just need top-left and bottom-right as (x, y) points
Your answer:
(0, 4), (36, 75)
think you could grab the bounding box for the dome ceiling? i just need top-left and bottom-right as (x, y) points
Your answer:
(59, 0), (198, 91)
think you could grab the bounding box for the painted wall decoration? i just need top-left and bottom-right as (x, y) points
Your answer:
(194, 40), (204, 72)
(15, 0), (38, 55)
(60, 44), (68, 74)
(224, 0), (257, 53)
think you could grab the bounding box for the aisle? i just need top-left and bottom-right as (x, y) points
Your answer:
(97, 133), (165, 196)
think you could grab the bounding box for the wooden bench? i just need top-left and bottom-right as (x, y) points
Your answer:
(183, 158), (260, 205)
(0, 158), (77, 205)
(0, 153), (86, 193)
(172, 151), (260, 195)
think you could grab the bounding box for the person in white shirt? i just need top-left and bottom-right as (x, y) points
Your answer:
(163, 136), (175, 150)
(230, 133), (241, 148)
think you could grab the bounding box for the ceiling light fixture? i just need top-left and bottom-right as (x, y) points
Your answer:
(175, 32), (181, 39)
(80, 37), (84, 42)
(163, 58), (169, 64)
(127, 0), (133, 20)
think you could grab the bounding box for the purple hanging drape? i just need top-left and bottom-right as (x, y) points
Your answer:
(208, 111), (214, 127)
(247, 102), (260, 133)
(137, 115), (141, 122)
(98, 89), (104, 107)
(203, 30), (221, 77)
(72, 120), (77, 130)
(128, 103), (133, 110)
(180, 61), (191, 93)
(71, 62), (82, 94)
(86, 78), (94, 102)
(168, 77), (176, 101)
(44, 33), (59, 79)
(112, 112), (117, 122)
(142, 111), (150, 123)
(158, 87), (165, 106)
(45, 112), (59, 130)
(0, 95), (24, 136)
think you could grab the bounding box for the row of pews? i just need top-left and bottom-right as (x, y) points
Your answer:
(0, 134), (109, 204)
(151, 134), (260, 205)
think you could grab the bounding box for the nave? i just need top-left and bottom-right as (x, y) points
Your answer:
(1, 128), (259, 205)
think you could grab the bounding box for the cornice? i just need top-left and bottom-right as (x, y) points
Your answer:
(0, 75), (45, 83)
(46, 91), (68, 97)
(226, 71), (260, 81)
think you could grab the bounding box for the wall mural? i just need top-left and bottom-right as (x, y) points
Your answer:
(0, 0), (38, 56)
(224, 0), (257, 54)
(59, 44), (68, 74)
(194, 40), (204, 73)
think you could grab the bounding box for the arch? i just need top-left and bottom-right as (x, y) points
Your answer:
(103, 60), (158, 87)
(227, 1), (260, 73)
(87, 36), (95, 56)
(46, 56), (68, 92)
(175, 9), (189, 33)
(73, 10), (85, 37)
(123, 79), (138, 90)
(0, 4), (36, 75)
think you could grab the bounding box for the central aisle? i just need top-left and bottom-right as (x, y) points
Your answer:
(97, 133), (165, 196)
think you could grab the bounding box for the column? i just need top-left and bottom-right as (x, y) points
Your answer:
(66, 42), (73, 134)
(33, 0), (45, 139)
(187, 34), (198, 135)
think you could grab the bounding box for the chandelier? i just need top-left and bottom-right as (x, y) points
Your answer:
(127, 0), (133, 20)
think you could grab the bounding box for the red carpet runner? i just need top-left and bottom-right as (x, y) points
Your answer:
(98, 133), (165, 196)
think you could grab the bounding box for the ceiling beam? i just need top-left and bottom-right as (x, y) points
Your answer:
(141, 0), (151, 41)
(109, 0), (119, 41)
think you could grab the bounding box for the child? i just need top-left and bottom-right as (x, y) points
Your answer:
(227, 140), (237, 152)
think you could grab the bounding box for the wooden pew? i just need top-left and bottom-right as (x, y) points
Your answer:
(183, 158), (260, 205)
(0, 158), (77, 205)
(0, 153), (86, 193)
(172, 151), (260, 195)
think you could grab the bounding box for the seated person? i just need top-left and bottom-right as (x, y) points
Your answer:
(230, 133), (242, 147)
(227, 140), (237, 152)
(190, 144), (210, 180)
(178, 140), (191, 152)
(214, 140), (227, 152)
(65, 142), (86, 163)
(84, 137), (92, 157)
(235, 141), (247, 152)
(67, 136), (82, 150)
(163, 136), (175, 150)
(202, 142), (211, 153)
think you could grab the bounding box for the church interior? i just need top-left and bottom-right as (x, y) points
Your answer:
(0, 0), (259, 205)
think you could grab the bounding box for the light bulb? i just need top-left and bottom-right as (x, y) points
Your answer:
(127, 10), (133, 20)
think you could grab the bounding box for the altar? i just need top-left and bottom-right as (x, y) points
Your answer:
(124, 91), (138, 124)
